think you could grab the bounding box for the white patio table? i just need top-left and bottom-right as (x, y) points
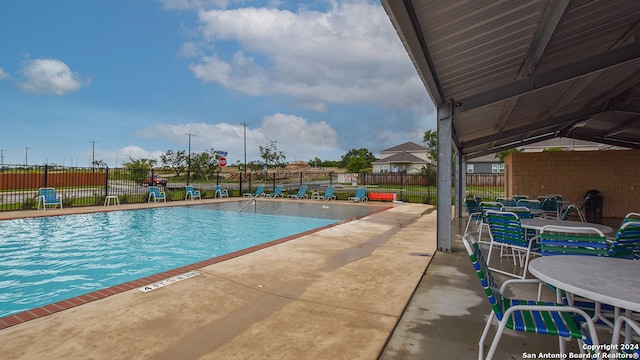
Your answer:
(528, 255), (640, 331)
(520, 218), (613, 235)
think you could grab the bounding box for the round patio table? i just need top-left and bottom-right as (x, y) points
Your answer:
(528, 255), (640, 329)
(520, 218), (613, 234)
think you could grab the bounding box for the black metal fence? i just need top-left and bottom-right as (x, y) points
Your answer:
(0, 164), (503, 211)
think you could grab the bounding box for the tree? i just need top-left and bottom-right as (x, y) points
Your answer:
(259, 140), (286, 168)
(340, 148), (376, 172)
(92, 159), (107, 168)
(423, 129), (438, 161)
(160, 150), (187, 177)
(188, 149), (221, 181)
(495, 148), (522, 162)
(123, 157), (156, 184)
(308, 157), (322, 168)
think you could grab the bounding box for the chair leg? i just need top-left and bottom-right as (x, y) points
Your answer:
(486, 317), (508, 360)
(478, 311), (495, 360)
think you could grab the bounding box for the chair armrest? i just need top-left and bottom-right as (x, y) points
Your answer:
(500, 278), (544, 293)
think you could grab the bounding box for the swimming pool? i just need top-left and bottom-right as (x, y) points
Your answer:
(0, 201), (383, 318)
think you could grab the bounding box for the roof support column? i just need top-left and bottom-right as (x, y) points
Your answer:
(455, 151), (465, 218)
(436, 102), (453, 251)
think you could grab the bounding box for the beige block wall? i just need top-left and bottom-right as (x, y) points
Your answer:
(504, 149), (640, 219)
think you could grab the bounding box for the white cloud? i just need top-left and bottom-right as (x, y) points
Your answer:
(186, 2), (430, 112)
(19, 58), (90, 95)
(0, 67), (8, 80)
(135, 114), (340, 163)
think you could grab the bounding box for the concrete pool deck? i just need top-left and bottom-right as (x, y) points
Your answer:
(0, 199), (437, 359)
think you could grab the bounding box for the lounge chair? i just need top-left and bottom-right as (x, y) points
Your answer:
(37, 187), (63, 210)
(287, 186), (308, 199)
(348, 187), (368, 202)
(184, 186), (201, 200)
(148, 186), (166, 202)
(315, 186), (336, 201)
(243, 185), (265, 198)
(263, 185), (284, 198)
(214, 185), (229, 198)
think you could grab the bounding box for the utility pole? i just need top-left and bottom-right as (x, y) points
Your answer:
(242, 122), (247, 179)
(186, 132), (196, 185)
(0, 149), (5, 166)
(24, 146), (31, 166)
(89, 140), (97, 170)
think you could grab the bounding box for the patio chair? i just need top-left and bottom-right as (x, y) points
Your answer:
(608, 217), (640, 260)
(495, 196), (516, 207)
(540, 197), (559, 219)
(184, 185), (201, 200)
(214, 185), (229, 199)
(464, 197), (482, 235)
(263, 185), (285, 198)
(476, 201), (504, 246)
(609, 315), (640, 358)
(485, 210), (539, 279)
(512, 194), (529, 201)
(37, 187), (63, 210)
(243, 185), (265, 198)
(462, 234), (600, 360)
(348, 187), (368, 202)
(539, 225), (617, 328)
(287, 186), (308, 199)
(559, 204), (586, 222)
(502, 206), (534, 220)
(516, 199), (541, 210)
(148, 186), (166, 203)
(539, 225), (608, 257)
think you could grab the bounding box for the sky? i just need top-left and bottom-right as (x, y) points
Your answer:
(0, 0), (435, 168)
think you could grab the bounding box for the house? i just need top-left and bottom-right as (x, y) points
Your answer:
(466, 137), (622, 174)
(372, 141), (432, 174)
(466, 153), (503, 174)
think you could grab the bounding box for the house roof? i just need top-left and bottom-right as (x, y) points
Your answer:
(372, 152), (427, 164)
(382, 1), (640, 159)
(380, 141), (428, 153)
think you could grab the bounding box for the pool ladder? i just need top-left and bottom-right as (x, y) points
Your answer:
(238, 198), (257, 213)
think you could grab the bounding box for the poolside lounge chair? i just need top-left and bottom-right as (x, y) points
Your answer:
(462, 234), (600, 360)
(214, 185), (229, 199)
(315, 186), (336, 201)
(287, 186), (308, 199)
(148, 186), (166, 202)
(243, 185), (265, 198)
(263, 185), (285, 198)
(184, 186), (201, 200)
(348, 187), (368, 202)
(37, 187), (63, 210)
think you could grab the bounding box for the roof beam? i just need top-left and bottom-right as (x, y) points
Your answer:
(494, 1), (569, 135)
(464, 133), (558, 159)
(455, 43), (640, 113)
(460, 107), (603, 150)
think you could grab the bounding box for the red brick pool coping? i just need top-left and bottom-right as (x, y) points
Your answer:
(0, 204), (391, 330)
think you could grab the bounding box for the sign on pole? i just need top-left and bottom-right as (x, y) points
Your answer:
(219, 157), (227, 167)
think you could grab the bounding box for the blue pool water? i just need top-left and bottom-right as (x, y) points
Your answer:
(0, 201), (379, 317)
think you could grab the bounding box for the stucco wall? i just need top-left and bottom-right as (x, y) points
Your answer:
(504, 149), (640, 219)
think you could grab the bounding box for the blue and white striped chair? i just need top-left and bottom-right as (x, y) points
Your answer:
(608, 213), (640, 260)
(462, 234), (600, 360)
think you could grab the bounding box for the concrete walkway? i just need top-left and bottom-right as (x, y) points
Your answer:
(0, 201), (436, 360)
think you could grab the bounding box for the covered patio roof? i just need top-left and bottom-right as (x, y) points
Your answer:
(381, 0), (640, 250)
